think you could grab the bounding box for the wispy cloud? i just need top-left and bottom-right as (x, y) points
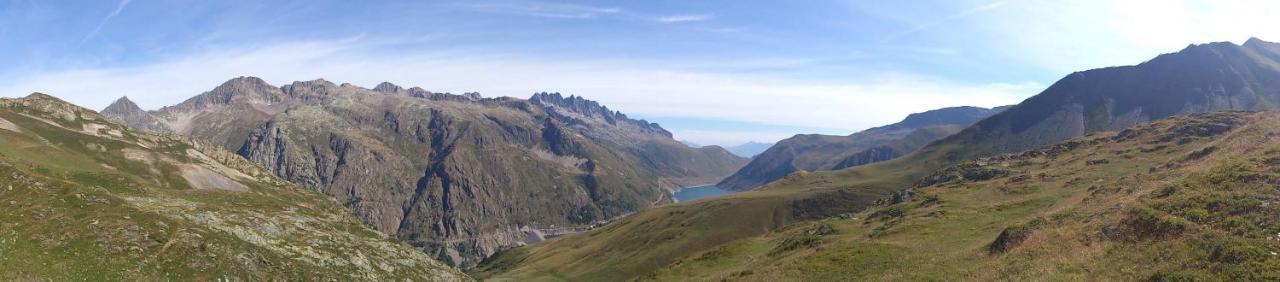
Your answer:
(881, 1), (1006, 42)
(907, 47), (959, 56)
(81, 0), (132, 43)
(975, 0), (1280, 74)
(464, 1), (621, 19)
(656, 14), (713, 23)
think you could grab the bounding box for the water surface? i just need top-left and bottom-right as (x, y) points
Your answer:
(674, 185), (732, 202)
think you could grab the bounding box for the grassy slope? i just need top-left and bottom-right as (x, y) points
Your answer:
(640, 111), (1280, 280)
(479, 111), (1279, 281)
(472, 128), (966, 280)
(0, 95), (468, 281)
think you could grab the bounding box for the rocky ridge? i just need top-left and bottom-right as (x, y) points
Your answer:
(717, 106), (1007, 191)
(102, 79), (747, 267)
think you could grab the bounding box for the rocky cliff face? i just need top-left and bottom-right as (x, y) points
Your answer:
(717, 106), (1006, 191)
(102, 79), (747, 267)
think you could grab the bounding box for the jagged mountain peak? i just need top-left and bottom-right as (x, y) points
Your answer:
(283, 78), (338, 92)
(215, 76), (275, 91)
(103, 96), (143, 113)
(100, 96), (172, 133)
(529, 91), (671, 137)
(275, 79), (344, 104)
(170, 76), (286, 110)
(295, 78), (336, 86)
(374, 81), (405, 93)
(1243, 36), (1275, 48)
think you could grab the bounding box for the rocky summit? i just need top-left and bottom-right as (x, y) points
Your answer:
(101, 78), (747, 267)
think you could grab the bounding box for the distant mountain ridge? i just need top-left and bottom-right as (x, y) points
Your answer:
(725, 141), (774, 158)
(942, 37), (1280, 156)
(102, 77), (747, 267)
(717, 105), (1008, 191)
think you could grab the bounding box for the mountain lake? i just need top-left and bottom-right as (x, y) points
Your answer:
(674, 185), (732, 202)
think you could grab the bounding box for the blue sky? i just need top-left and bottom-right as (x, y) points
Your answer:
(2, 0), (1277, 146)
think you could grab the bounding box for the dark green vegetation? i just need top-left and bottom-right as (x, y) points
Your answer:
(0, 94), (467, 280)
(476, 38), (1280, 281)
(102, 79), (747, 267)
(718, 106), (1007, 191)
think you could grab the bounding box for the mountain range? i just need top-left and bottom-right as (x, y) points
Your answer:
(940, 37), (1280, 156)
(474, 38), (1280, 280)
(16, 36), (1280, 280)
(723, 141), (773, 158)
(681, 141), (774, 159)
(101, 78), (747, 267)
(717, 106), (1008, 191)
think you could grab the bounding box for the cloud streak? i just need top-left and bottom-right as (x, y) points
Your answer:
(463, 1), (621, 19)
(881, 1), (1006, 42)
(656, 14), (713, 23)
(81, 0), (131, 43)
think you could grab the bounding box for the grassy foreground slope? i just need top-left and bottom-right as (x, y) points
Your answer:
(640, 111), (1280, 280)
(472, 125), (969, 280)
(480, 111), (1280, 280)
(0, 93), (468, 281)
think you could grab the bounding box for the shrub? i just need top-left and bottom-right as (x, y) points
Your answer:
(1184, 146), (1216, 161)
(866, 207), (905, 222)
(1119, 207), (1186, 241)
(1149, 270), (1215, 282)
(989, 218), (1046, 254)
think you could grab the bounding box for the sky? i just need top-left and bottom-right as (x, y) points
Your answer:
(2, 0), (1279, 146)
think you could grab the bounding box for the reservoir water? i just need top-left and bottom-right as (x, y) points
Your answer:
(674, 185), (732, 202)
